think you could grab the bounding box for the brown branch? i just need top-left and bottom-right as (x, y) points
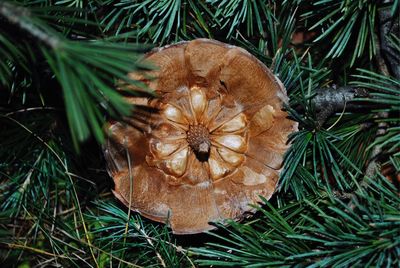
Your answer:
(313, 86), (369, 125)
(334, 2), (396, 201)
(378, 0), (400, 79)
(294, 86), (372, 126)
(362, 112), (389, 186)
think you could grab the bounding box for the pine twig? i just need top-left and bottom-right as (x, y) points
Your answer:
(0, 2), (60, 48)
(360, 0), (397, 184)
(378, 0), (400, 79)
(1, 115), (100, 268)
(335, 5), (396, 201)
(297, 86), (370, 125)
(133, 223), (167, 268)
(362, 112), (389, 186)
(336, 111), (390, 205)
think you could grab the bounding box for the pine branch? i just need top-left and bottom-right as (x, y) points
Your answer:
(303, 0), (380, 65)
(193, 176), (400, 267)
(0, 2), (60, 48)
(309, 86), (370, 125)
(363, 112), (389, 182)
(0, 1), (152, 149)
(378, 1), (400, 79)
(1, 0), (399, 267)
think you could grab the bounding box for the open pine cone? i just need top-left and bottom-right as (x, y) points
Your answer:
(104, 39), (298, 234)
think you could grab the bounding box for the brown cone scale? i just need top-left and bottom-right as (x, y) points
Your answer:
(104, 39), (298, 234)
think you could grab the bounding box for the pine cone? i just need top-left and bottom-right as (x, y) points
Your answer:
(104, 39), (298, 234)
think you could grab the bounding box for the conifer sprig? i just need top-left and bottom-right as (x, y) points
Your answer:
(193, 176), (400, 267)
(1, 0), (399, 267)
(0, 1), (151, 148)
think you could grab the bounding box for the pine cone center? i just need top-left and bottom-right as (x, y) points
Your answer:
(186, 124), (210, 159)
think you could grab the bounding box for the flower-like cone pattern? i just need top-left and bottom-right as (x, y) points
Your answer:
(104, 39), (298, 234)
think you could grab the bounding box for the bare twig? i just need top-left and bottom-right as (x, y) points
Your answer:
(295, 86), (371, 125)
(362, 112), (389, 187)
(313, 87), (369, 112)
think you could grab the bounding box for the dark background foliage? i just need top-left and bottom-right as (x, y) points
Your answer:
(0, 0), (399, 267)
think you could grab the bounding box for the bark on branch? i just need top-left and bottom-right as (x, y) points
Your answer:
(295, 86), (372, 126)
(378, 1), (400, 79)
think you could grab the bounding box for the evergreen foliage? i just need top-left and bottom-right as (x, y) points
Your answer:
(0, 0), (399, 267)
